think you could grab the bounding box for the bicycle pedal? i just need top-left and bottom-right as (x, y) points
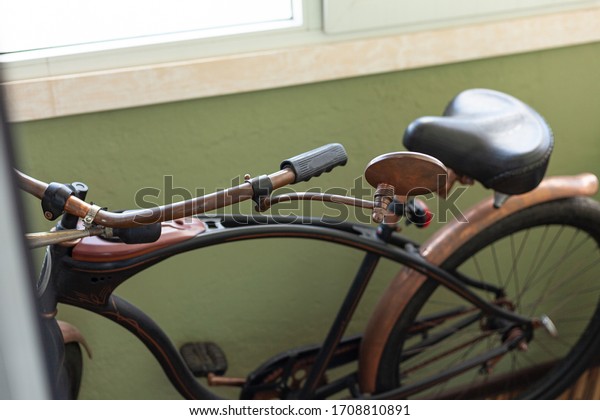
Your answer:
(180, 342), (228, 377)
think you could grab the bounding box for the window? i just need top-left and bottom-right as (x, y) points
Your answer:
(0, 0), (303, 54)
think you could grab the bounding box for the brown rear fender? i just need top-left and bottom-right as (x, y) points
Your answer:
(58, 320), (92, 358)
(358, 173), (599, 394)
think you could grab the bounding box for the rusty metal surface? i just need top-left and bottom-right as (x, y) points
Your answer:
(71, 218), (206, 262)
(364, 152), (448, 196)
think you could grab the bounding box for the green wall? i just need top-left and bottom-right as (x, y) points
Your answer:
(13, 42), (600, 399)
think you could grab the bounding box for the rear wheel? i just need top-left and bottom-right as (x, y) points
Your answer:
(375, 197), (600, 399)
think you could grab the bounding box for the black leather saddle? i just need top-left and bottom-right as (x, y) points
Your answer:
(403, 89), (553, 195)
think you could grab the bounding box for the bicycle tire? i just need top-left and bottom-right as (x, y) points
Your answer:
(375, 196), (600, 399)
(63, 342), (83, 399)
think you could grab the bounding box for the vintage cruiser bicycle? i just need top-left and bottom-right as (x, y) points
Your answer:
(20, 89), (600, 399)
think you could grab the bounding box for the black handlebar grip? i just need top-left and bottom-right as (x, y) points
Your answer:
(280, 143), (348, 184)
(113, 223), (161, 244)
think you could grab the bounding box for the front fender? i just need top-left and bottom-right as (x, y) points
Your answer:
(58, 320), (92, 358)
(358, 173), (598, 394)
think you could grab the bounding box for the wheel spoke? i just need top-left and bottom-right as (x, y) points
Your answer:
(490, 244), (503, 287)
(506, 234), (520, 301)
(524, 226), (565, 290)
(525, 230), (588, 300)
(528, 241), (598, 316)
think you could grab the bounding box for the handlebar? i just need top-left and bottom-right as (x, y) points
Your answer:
(17, 144), (349, 230)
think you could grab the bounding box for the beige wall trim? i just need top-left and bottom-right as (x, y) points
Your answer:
(4, 7), (600, 122)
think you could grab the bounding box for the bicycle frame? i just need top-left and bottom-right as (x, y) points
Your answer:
(37, 173), (598, 399)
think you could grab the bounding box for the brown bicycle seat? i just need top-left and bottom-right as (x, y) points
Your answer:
(365, 151), (448, 196)
(403, 89), (553, 195)
(72, 218), (206, 262)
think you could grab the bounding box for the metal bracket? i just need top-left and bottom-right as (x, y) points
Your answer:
(493, 191), (511, 208)
(245, 175), (274, 212)
(83, 204), (102, 227)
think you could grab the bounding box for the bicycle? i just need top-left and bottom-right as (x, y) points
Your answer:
(19, 88), (600, 399)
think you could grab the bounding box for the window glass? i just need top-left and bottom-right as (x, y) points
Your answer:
(0, 0), (298, 53)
